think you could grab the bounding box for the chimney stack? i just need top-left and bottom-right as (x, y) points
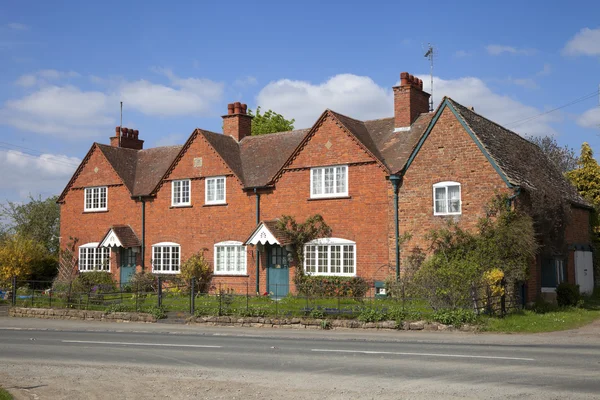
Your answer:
(222, 102), (252, 142)
(393, 72), (431, 131)
(110, 127), (144, 150)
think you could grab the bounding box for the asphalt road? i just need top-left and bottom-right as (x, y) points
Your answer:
(1, 317), (600, 399)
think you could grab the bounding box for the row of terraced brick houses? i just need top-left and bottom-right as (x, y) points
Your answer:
(58, 71), (595, 302)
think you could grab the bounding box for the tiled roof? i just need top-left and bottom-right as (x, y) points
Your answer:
(100, 225), (141, 248)
(70, 100), (586, 209)
(447, 99), (589, 207)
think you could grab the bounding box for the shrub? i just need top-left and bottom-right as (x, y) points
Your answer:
(530, 297), (558, 314)
(144, 305), (166, 319)
(180, 251), (213, 293)
(105, 303), (132, 313)
(294, 275), (369, 298)
(556, 282), (581, 307)
(357, 308), (387, 323)
(71, 271), (116, 294)
(238, 306), (268, 318)
(432, 309), (477, 327)
(130, 272), (158, 293)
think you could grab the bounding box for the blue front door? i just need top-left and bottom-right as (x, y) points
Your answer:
(120, 248), (137, 285)
(267, 246), (289, 298)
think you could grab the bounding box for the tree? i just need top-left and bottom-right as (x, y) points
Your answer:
(566, 143), (600, 208)
(1, 195), (60, 255)
(0, 234), (45, 284)
(528, 135), (578, 174)
(180, 251), (213, 293)
(276, 214), (332, 264)
(248, 107), (295, 135)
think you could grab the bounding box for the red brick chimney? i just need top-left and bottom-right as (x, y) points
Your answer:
(393, 72), (431, 130)
(222, 102), (252, 141)
(110, 127), (144, 150)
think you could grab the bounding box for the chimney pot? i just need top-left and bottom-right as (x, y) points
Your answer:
(234, 102), (242, 114)
(115, 126), (121, 136)
(241, 103), (247, 114)
(228, 103), (234, 115)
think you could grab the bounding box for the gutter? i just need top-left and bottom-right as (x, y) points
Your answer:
(389, 175), (402, 280)
(138, 196), (146, 272)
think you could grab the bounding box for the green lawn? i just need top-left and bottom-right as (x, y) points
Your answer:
(481, 295), (600, 333)
(0, 387), (13, 400)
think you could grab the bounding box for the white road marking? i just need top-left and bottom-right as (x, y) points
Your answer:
(311, 348), (535, 361)
(62, 340), (221, 348)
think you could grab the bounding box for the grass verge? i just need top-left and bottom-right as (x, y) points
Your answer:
(481, 294), (600, 333)
(0, 387), (13, 400)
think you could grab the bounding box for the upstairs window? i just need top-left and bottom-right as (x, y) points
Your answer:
(214, 241), (247, 275)
(172, 179), (191, 206)
(311, 165), (348, 198)
(304, 238), (356, 276)
(152, 243), (180, 274)
(84, 187), (107, 212)
(433, 182), (461, 215)
(205, 176), (226, 205)
(78, 243), (110, 272)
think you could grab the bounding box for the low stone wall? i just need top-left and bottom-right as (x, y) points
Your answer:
(188, 316), (476, 331)
(9, 307), (156, 323)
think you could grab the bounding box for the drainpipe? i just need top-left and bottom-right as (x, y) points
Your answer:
(139, 197), (146, 272)
(507, 186), (521, 209)
(254, 188), (260, 294)
(389, 175), (402, 280)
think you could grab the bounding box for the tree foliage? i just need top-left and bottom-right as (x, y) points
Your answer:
(0, 234), (45, 284)
(566, 143), (600, 209)
(528, 135), (578, 174)
(276, 214), (332, 264)
(248, 107), (295, 135)
(413, 195), (537, 310)
(1, 195), (60, 255)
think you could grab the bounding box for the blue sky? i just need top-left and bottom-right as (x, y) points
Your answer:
(1, 0), (599, 202)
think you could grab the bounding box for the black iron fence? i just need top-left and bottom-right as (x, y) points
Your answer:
(1, 276), (522, 319)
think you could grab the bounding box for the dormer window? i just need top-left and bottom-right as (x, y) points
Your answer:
(310, 165), (348, 198)
(84, 187), (107, 212)
(433, 181), (461, 215)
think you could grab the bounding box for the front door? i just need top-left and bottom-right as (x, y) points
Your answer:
(120, 247), (137, 285)
(575, 251), (594, 294)
(268, 246), (289, 298)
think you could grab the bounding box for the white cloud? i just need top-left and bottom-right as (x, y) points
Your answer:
(120, 68), (224, 117)
(256, 74), (393, 128)
(454, 50), (471, 57)
(0, 85), (114, 137)
(15, 69), (80, 87)
(537, 64), (552, 76)
(7, 23), (29, 31)
(486, 45), (537, 56)
(576, 107), (600, 128)
(256, 73), (558, 136)
(420, 75), (560, 136)
(563, 27), (600, 56)
(0, 150), (79, 200)
(505, 77), (539, 90)
(2, 69), (225, 137)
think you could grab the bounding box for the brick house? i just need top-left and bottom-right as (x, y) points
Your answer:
(58, 72), (595, 301)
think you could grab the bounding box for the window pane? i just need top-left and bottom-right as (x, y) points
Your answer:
(331, 245), (341, 273)
(343, 245), (354, 274)
(100, 187), (107, 208)
(305, 245), (316, 273)
(317, 245), (328, 273)
(324, 167), (334, 194)
(172, 246), (179, 271)
(336, 166), (346, 194)
(541, 258), (558, 287)
(173, 181), (181, 203)
(216, 178), (225, 201)
(312, 169), (323, 195)
(207, 179), (215, 202)
(435, 187), (447, 213)
(448, 185), (460, 212)
(239, 247), (246, 273)
(182, 180), (189, 203)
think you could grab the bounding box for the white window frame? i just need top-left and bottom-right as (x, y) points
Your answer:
(205, 176), (226, 205)
(171, 179), (191, 207)
(214, 241), (247, 275)
(78, 243), (111, 272)
(303, 238), (356, 277)
(310, 165), (348, 199)
(151, 242), (181, 274)
(84, 186), (108, 212)
(433, 181), (462, 216)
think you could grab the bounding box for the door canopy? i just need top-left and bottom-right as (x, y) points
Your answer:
(99, 225), (141, 248)
(245, 220), (293, 246)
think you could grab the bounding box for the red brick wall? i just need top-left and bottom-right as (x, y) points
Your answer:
(395, 106), (511, 262)
(59, 146), (142, 282)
